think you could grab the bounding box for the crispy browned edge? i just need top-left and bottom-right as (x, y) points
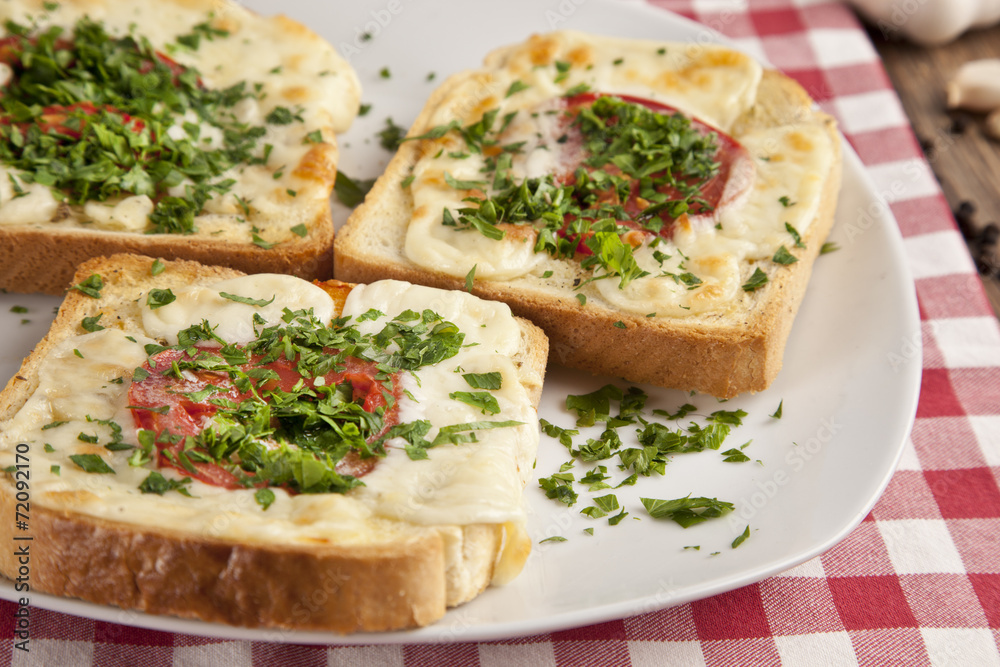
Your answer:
(0, 253), (548, 633)
(334, 63), (842, 399)
(0, 0), (346, 295)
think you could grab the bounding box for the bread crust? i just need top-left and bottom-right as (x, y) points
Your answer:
(335, 35), (842, 398)
(0, 483), (447, 633)
(0, 254), (547, 632)
(0, 209), (334, 296)
(0, 0), (359, 294)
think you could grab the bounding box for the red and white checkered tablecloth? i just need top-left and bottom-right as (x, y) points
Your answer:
(3, 1), (1000, 665)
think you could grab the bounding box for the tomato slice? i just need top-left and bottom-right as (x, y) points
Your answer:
(0, 101), (147, 143)
(548, 92), (755, 253)
(0, 36), (22, 66)
(128, 345), (400, 489)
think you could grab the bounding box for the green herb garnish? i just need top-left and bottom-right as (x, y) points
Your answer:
(785, 222), (806, 248)
(255, 487), (276, 510)
(139, 471), (192, 496)
(741, 267), (768, 292)
(81, 313), (104, 332)
(146, 288), (176, 309)
(462, 372), (502, 390)
(70, 274), (104, 298)
(333, 171), (375, 208)
(449, 391), (500, 415)
(379, 117), (405, 151)
(772, 246), (798, 265)
(0, 16), (280, 234)
(69, 453), (115, 474)
(219, 292), (275, 307)
(641, 495), (734, 527)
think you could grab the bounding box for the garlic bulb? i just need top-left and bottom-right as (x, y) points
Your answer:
(848, 0), (1000, 46)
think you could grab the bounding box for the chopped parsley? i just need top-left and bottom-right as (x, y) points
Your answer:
(462, 372), (502, 390)
(70, 273), (104, 298)
(0, 16), (289, 234)
(741, 267), (768, 292)
(81, 313), (104, 332)
(69, 453), (115, 474)
(539, 470), (578, 506)
(146, 288), (176, 309)
(175, 21), (229, 51)
(449, 391), (500, 415)
(378, 117), (405, 151)
(772, 246), (798, 265)
(721, 448), (750, 462)
(536, 385), (751, 539)
(419, 95), (720, 290)
(265, 106), (303, 125)
(785, 222), (806, 249)
(580, 493), (619, 519)
(333, 170), (375, 208)
(505, 80), (530, 98)
(254, 487), (276, 510)
(219, 292), (275, 307)
(250, 227), (275, 249)
(123, 306), (520, 496)
(139, 471), (192, 496)
(641, 495), (734, 527)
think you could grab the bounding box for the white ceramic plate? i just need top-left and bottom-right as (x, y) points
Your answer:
(0, 0), (921, 644)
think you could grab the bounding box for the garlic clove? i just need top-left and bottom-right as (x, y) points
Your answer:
(986, 108), (1000, 140)
(947, 59), (1000, 112)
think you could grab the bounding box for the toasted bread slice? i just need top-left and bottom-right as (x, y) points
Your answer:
(0, 0), (360, 294)
(334, 31), (841, 398)
(0, 254), (548, 633)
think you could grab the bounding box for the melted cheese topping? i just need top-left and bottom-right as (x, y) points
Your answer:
(141, 273), (337, 345)
(0, 0), (360, 244)
(0, 276), (537, 554)
(402, 30), (835, 317)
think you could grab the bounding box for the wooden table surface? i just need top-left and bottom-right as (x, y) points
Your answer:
(867, 21), (1000, 318)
